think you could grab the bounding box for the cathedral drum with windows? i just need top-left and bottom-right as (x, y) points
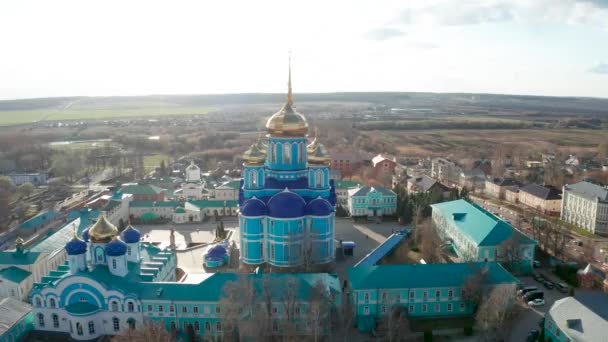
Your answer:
(239, 63), (336, 270)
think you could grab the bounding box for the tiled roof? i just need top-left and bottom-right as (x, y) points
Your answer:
(0, 266), (32, 283)
(349, 262), (517, 289)
(348, 186), (396, 197)
(0, 297), (32, 336)
(564, 181), (608, 201)
(372, 154), (396, 167)
(548, 297), (608, 342)
(431, 199), (536, 247)
(120, 184), (165, 195)
(520, 184), (562, 200)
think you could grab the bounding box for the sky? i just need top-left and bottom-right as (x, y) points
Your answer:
(1, 0), (607, 100)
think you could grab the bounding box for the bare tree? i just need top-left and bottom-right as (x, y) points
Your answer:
(308, 280), (332, 342)
(497, 236), (524, 274)
(475, 283), (519, 341)
(461, 263), (490, 307)
(384, 306), (411, 342)
(112, 321), (175, 342)
(419, 219), (442, 263)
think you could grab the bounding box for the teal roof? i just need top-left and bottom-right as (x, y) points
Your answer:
(138, 272), (340, 302)
(30, 219), (80, 253)
(348, 262), (517, 290)
(19, 211), (59, 229)
(0, 266), (32, 283)
(0, 250), (41, 265)
(174, 207), (186, 213)
(187, 200), (239, 208)
(335, 180), (360, 190)
(431, 199), (536, 247)
(65, 302), (99, 314)
(216, 180), (242, 190)
(130, 201), (180, 208)
(349, 186), (396, 197)
(120, 184), (165, 195)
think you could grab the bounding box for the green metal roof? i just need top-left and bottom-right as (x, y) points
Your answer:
(187, 200), (239, 209)
(349, 186), (396, 197)
(0, 250), (41, 265)
(431, 199), (536, 247)
(65, 302), (99, 314)
(120, 184), (165, 195)
(348, 262), (517, 290)
(335, 180), (360, 190)
(0, 266), (32, 283)
(215, 180), (242, 190)
(130, 201), (180, 208)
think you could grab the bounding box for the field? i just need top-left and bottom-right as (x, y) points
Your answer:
(378, 129), (606, 156)
(0, 97), (216, 125)
(143, 154), (172, 172)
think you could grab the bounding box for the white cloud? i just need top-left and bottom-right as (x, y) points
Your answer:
(589, 62), (608, 74)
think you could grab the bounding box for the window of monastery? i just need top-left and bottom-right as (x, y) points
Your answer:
(37, 313), (44, 327)
(88, 321), (95, 334)
(52, 314), (59, 328)
(284, 144), (291, 163)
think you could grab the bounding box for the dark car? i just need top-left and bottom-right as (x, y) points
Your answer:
(533, 273), (543, 282)
(556, 282), (569, 293)
(544, 281), (554, 289)
(527, 330), (539, 342)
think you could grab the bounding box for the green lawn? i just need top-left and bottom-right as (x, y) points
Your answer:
(144, 154), (172, 171)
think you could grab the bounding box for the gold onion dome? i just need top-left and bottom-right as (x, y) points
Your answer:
(265, 58), (309, 137)
(88, 214), (119, 243)
(15, 237), (24, 245)
(243, 137), (267, 165)
(308, 139), (331, 165)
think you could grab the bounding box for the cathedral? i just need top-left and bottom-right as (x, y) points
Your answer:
(239, 62), (336, 269)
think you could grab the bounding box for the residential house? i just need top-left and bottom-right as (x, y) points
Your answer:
(484, 178), (521, 200)
(347, 186), (397, 218)
(0, 297), (33, 342)
(518, 184), (562, 215)
(459, 169), (486, 191)
(6, 172), (48, 186)
(335, 180), (361, 207)
(407, 175), (450, 198)
(208, 180), (241, 201)
(371, 154), (397, 182)
(348, 262), (517, 333)
(431, 199), (536, 274)
(544, 297), (608, 342)
(431, 158), (458, 183)
(561, 181), (608, 236)
(330, 151), (368, 178)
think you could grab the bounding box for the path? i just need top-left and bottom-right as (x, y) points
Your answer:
(352, 224), (386, 244)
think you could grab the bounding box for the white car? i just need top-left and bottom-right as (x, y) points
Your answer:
(528, 299), (545, 307)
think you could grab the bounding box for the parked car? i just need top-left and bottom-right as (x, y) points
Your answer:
(533, 260), (541, 268)
(528, 298), (545, 306)
(518, 286), (538, 296)
(524, 290), (544, 302)
(533, 273), (543, 282)
(544, 281), (554, 290)
(556, 282), (569, 293)
(527, 330), (540, 342)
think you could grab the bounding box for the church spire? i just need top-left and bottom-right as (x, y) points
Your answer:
(287, 53), (293, 106)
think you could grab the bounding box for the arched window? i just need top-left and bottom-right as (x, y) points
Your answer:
(194, 321), (200, 331)
(112, 317), (120, 331)
(37, 313), (44, 327)
(88, 321), (95, 334)
(95, 247), (104, 262)
(251, 170), (257, 187)
(35, 297), (41, 307)
(127, 302), (134, 312)
(76, 322), (83, 336)
(127, 247), (131, 256)
(216, 321), (222, 332)
(299, 142), (305, 163)
(112, 259), (117, 269)
(205, 321), (211, 332)
(111, 301), (118, 312)
(170, 321), (176, 331)
(284, 143), (291, 164)
(316, 170), (323, 188)
(128, 319), (135, 329)
(52, 314), (59, 328)
(49, 298), (56, 308)
(268, 143), (274, 162)
(273, 143), (279, 163)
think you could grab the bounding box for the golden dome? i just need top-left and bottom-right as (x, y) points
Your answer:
(243, 137), (267, 165)
(88, 214), (118, 243)
(265, 58), (309, 137)
(308, 139), (331, 165)
(15, 237), (24, 245)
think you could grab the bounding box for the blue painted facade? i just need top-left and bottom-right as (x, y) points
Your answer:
(239, 79), (335, 269)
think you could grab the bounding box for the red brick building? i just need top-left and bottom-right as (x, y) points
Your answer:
(371, 154), (397, 179)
